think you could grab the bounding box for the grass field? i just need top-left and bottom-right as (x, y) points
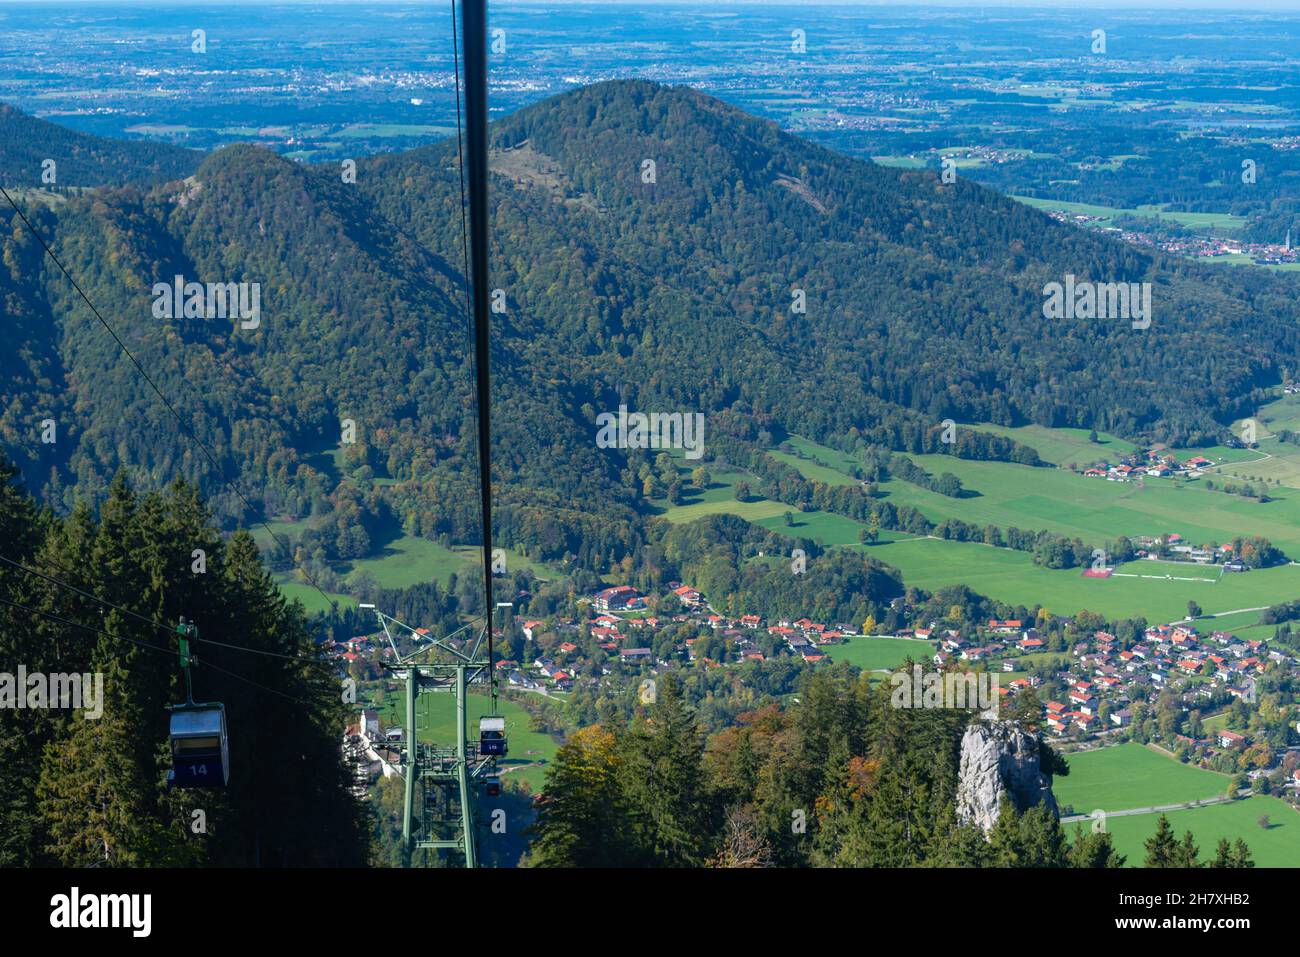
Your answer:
(1053, 743), (1230, 814)
(1012, 194), (1246, 232)
(273, 578), (356, 614)
(345, 534), (467, 588)
(856, 537), (1300, 621)
(771, 450), (859, 487)
(828, 636), (936, 671)
(1099, 796), (1300, 867)
(1200, 712), (1229, 733)
(779, 436), (863, 477)
(1258, 392), (1300, 435)
(253, 515), (561, 610)
(775, 432), (1300, 559)
(875, 452), (1300, 559)
(651, 463), (872, 545)
(970, 424), (1138, 466)
(650, 428), (1300, 621)
(381, 692), (558, 792)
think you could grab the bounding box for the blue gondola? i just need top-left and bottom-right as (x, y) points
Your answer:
(479, 715), (506, 756)
(168, 703), (230, 788)
(484, 774), (501, 797)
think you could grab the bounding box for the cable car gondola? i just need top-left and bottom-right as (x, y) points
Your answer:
(484, 774), (501, 798)
(479, 715), (506, 756)
(168, 703), (230, 789)
(167, 617), (230, 789)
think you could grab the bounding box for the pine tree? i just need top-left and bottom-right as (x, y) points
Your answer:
(1069, 825), (1126, 867)
(1229, 837), (1255, 868)
(617, 673), (713, 866)
(1143, 815), (1178, 867)
(1174, 829), (1201, 867)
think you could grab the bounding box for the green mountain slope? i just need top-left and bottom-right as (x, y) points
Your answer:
(3, 79), (1300, 580)
(0, 102), (203, 188)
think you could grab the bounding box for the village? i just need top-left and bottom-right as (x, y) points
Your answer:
(328, 572), (1300, 803)
(1079, 447), (1218, 483)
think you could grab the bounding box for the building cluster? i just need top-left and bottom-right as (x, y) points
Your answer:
(1024, 622), (1283, 744)
(488, 582), (869, 693)
(1080, 448), (1216, 482)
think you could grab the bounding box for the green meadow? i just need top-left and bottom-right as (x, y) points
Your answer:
(650, 428), (1300, 621)
(274, 578), (356, 614)
(875, 452), (1300, 559)
(828, 636), (937, 671)
(857, 538), (1300, 621)
(254, 518), (560, 611)
(1011, 195), (1246, 232)
(651, 464), (872, 546)
(1257, 391), (1300, 435)
(1099, 796), (1300, 868)
(773, 430), (1300, 562)
(1051, 744), (1300, 866)
(969, 424), (1138, 466)
(1052, 744), (1230, 813)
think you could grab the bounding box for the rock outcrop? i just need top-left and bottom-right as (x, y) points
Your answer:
(955, 720), (1058, 835)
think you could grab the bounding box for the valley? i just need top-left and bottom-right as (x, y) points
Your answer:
(2, 1), (1299, 880)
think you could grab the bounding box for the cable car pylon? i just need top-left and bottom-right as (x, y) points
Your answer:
(363, 603), (508, 867)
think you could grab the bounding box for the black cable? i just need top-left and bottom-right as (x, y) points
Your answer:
(0, 592), (315, 706)
(0, 184), (347, 616)
(0, 593), (176, 659)
(200, 658), (316, 706)
(452, 0), (473, 331)
(0, 552), (335, 667)
(461, 0), (496, 698)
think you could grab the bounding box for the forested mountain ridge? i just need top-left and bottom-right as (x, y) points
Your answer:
(3, 79), (1299, 579)
(0, 103), (202, 188)
(456, 80), (1291, 446)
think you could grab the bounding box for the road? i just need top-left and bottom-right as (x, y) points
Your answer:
(1060, 794), (1236, 824)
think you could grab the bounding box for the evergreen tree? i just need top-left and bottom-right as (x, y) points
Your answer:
(527, 725), (632, 867)
(617, 673), (714, 866)
(1143, 815), (1179, 867)
(1069, 825), (1126, 868)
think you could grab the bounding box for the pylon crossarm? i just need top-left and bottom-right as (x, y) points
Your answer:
(372, 609), (480, 665)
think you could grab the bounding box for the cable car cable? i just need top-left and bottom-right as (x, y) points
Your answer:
(0, 593), (178, 659)
(460, 0), (497, 710)
(0, 552), (336, 667)
(197, 658), (318, 707)
(0, 593), (315, 706)
(0, 183), (348, 618)
(449, 0), (494, 686)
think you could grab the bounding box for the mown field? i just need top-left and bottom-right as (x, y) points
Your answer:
(1053, 743), (1231, 813)
(252, 516), (561, 611)
(1100, 796), (1300, 868)
(857, 537), (1300, 622)
(651, 464), (875, 546)
(1010, 194), (1247, 232)
(652, 428), (1300, 622)
(1050, 744), (1300, 866)
(773, 432), (1297, 559)
(875, 451), (1300, 558)
(828, 636), (936, 671)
